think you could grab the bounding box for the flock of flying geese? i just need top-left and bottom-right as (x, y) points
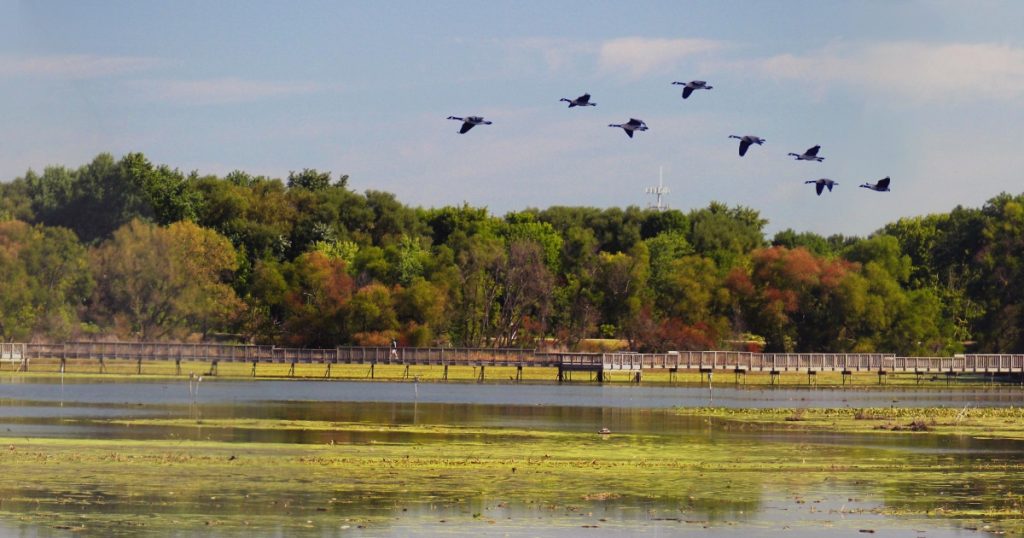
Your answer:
(447, 80), (892, 197)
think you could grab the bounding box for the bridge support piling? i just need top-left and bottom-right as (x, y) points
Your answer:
(443, 364), (449, 381)
(403, 364), (410, 379)
(734, 368), (746, 385)
(137, 357), (142, 375)
(946, 371), (956, 385)
(324, 362), (331, 378)
(769, 370), (780, 385)
(477, 365), (485, 383)
(807, 370), (817, 386)
(516, 365), (523, 382)
(98, 357), (105, 374)
(175, 358), (181, 376)
(288, 361), (296, 377)
(633, 370), (642, 384)
(595, 369), (603, 383)
(369, 363), (375, 379)
(251, 360), (257, 377)
(841, 370), (852, 385)
(877, 370), (887, 385)
(209, 360), (218, 376)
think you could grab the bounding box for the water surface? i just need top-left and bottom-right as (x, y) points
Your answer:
(0, 378), (1019, 537)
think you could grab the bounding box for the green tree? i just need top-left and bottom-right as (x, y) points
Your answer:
(348, 283), (399, 344)
(287, 169), (337, 191)
(688, 202), (766, 270)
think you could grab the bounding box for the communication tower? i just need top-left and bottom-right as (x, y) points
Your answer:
(645, 166), (670, 211)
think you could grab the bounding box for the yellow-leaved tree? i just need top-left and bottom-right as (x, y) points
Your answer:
(89, 219), (243, 340)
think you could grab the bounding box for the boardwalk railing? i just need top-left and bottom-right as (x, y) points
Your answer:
(0, 343), (27, 371)
(10, 342), (1024, 375)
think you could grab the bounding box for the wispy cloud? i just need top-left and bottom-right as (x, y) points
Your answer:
(597, 37), (726, 78)
(0, 53), (164, 78)
(132, 77), (330, 105)
(498, 37), (595, 72)
(745, 41), (1024, 102)
(491, 36), (727, 78)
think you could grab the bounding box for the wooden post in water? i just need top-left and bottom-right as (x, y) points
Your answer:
(251, 360), (257, 377)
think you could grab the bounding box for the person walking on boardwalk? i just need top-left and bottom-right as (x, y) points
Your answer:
(390, 338), (399, 360)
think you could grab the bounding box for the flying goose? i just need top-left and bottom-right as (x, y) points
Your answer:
(560, 93), (596, 107)
(728, 135), (765, 156)
(609, 118), (648, 138)
(788, 145), (824, 162)
(447, 115), (492, 134)
(860, 176), (891, 192)
(671, 80), (713, 99)
(805, 178), (839, 196)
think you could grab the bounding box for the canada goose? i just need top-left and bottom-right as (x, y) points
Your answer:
(447, 115), (492, 134)
(560, 93), (596, 107)
(728, 135), (765, 156)
(805, 178), (839, 196)
(609, 118), (648, 138)
(671, 80), (713, 99)
(788, 145), (825, 162)
(860, 176), (891, 192)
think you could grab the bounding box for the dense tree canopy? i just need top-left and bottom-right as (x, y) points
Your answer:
(1, 152), (1022, 353)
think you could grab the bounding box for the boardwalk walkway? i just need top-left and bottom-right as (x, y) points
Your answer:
(4, 342), (1024, 381)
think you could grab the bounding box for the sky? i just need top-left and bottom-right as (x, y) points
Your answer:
(2, 0), (1023, 237)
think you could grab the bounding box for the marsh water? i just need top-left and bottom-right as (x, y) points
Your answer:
(1, 377), (1022, 536)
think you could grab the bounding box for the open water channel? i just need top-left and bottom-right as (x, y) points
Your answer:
(1, 377), (1021, 536)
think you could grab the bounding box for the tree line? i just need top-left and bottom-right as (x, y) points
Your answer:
(0, 152), (1021, 354)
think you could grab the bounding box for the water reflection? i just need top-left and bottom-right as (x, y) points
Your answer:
(4, 377), (1024, 409)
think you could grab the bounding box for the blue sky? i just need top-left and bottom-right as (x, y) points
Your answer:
(2, 1), (1023, 236)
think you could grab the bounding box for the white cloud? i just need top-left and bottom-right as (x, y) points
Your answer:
(0, 54), (164, 78)
(747, 41), (1024, 102)
(598, 37), (726, 78)
(132, 77), (329, 105)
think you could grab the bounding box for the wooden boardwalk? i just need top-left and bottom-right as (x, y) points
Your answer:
(4, 342), (1024, 382)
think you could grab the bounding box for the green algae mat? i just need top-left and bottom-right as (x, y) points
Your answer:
(1, 409), (1024, 536)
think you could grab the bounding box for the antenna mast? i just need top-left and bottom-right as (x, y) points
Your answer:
(645, 166), (670, 211)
